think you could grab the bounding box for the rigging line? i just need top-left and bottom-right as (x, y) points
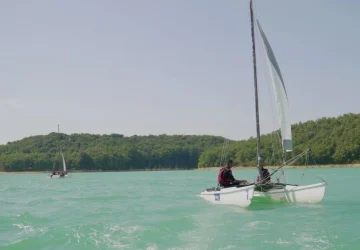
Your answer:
(220, 139), (226, 164)
(286, 149), (309, 164)
(224, 139), (229, 162)
(310, 153), (320, 167)
(219, 140), (225, 165)
(268, 148), (310, 179)
(219, 138), (229, 167)
(287, 154), (308, 167)
(300, 151), (309, 182)
(216, 138), (229, 187)
(220, 138), (227, 162)
(220, 142), (225, 166)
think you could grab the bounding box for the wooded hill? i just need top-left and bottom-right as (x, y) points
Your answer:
(0, 113), (359, 172)
(0, 134), (225, 171)
(198, 113), (360, 168)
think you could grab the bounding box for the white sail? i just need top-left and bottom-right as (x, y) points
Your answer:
(61, 152), (67, 172)
(256, 19), (292, 152)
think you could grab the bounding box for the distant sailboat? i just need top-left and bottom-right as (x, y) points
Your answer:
(50, 125), (70, 178)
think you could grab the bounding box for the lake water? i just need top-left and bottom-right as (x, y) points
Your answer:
(1, 167), (359, 249)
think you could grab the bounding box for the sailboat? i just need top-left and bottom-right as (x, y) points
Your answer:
(249, 0), (326, 203)
(50, 125), (70, 179)
(50, 150), (69, 178)
(200, 0), (326, 207)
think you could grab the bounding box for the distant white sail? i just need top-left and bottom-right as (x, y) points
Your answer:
(61, 152), (67, 172)
(256, 19), (292, 152)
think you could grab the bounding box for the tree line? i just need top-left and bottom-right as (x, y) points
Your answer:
(198, 113), (360, 168)
(0, 134), (225, 171)
(0, 113), (359, 172)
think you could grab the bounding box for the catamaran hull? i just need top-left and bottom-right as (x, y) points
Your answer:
(200, 185), (255, 208)
(49, 174), (70, 179)
(284, 182), (327, 203)
(254, 182), (326, 204)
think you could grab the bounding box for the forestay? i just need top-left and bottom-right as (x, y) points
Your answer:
(256, 19), (292, 152)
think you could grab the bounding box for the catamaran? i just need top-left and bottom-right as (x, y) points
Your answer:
(200, 0), (326, 207)
(50, 150), (69, 178)
(248, 0), (326, 203)
(50, 125), (70, 178)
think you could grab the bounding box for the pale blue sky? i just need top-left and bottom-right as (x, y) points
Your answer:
(0, 0), (359, 144)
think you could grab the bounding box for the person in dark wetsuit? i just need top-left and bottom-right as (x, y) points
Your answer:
(218, 160), (250, 187)
(50, 170), (59, 178)
(256, 164), (271, 184)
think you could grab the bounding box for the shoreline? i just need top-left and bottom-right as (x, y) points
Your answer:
(200, 163), (360, 170)
(1, 164), (360, 174)
(0, 168), (195, 174)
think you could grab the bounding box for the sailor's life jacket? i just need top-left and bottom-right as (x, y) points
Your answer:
(218, 167), (233, 185)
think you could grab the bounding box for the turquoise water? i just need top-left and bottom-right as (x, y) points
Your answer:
(1, 168), (359, 250)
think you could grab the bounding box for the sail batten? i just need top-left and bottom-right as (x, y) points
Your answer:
(256, 19), (293, 152)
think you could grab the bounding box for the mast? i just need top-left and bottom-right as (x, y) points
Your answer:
(57, 124), (61, 166)
(250, 0), (262, 172)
